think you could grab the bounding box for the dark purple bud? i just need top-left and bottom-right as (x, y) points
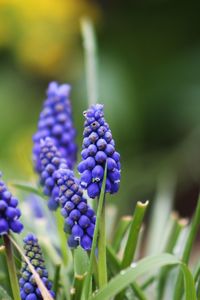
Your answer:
(88, 183), (100, 198)
(95, 151), (107, 164)
(105, 144), (115, 155)
(96, 139), (107, 150)
(0, 200), (7, 211)
(64, 201), (75, 212)
(68, 235), (79, 248)
(109, 169), (121, 182)
(92, 165), (104, 182)
(9, 220), (23, 233)
(87, 144), (97, 156)
(78, 215), (91, 228)
(81, 149), (89, 159)
(77, 161), (87, 173)
(107, 158), (117, 171)
(88, 132), (99, 143)
(85, 157), (96, 169)
(0, 219), (8, 234)
(77, 202), (87, 213)
(80, 235), (92, 251)
(86, 224), (95, 238)
(81, 170), (92, 187)
(69, 209), (81, 221)
(72, 224), (84, 238)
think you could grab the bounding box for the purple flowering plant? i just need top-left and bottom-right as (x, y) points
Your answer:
(0, 19), (200, 300)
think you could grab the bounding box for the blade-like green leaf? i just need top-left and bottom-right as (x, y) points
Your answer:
(90, 254), (196, 300)
(0, 286), (13, 300)
(112, 216), (132, 253)
(10, 181), (44, 198)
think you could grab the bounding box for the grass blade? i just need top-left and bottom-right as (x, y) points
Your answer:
(112, 216), (132, 253)
(173, 198), (200, 300)
(157, 214), (188, 299)
(90, 254), (196, 300)
(121, 201), (149, 269)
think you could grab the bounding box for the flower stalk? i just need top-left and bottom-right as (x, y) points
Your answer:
(3, 234), (21, 300)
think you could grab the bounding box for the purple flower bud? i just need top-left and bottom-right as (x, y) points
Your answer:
(72, 224), (84, 238)
(92, 165), (104, 182)
(95, 151), (107, 164)
(78, 215), (91, 228)
(87, 144), (97, 156)
(0, 175), (23, 236)
(87, 183), (100, 198)
(69, 209), (81, 221)
(107, 158), (117, 171)
(68, 235), (79, 248)
(86, 224), (95, 238)
(81, 170), (92, 187)
(0, 200), (7, 210)
(0, 219), (9, 234)
(96, 138), (107, 150)
(85, 157), (96, 169)
(80, 235), (92, 251)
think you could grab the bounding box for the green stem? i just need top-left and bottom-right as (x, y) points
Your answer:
(3, 235), (21, 300)
(81, 17), (98, 106)
(53, 264), (61, 297)
(82, 165), (107, 300)
(98, 200), (107, 287)
(55, 210), (69, 265)
(173, 198), (200, 300)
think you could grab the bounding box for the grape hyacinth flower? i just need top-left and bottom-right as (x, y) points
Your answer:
(54, 168), (96, 251)
(33, 81), (77, 173)
(78, 104), (121, 198)
(19, 233), (55, 300)
(39, 137), (69, 210)
(0, 174), (23, 235)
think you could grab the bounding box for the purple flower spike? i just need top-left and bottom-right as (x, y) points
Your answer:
(33, 81), (77, 173)
(0, 174), (23, 236)
(78, 104), (121, 198)
(54, 168), (96, 251)
(38, 137), (69, 210)
(19, 233), (55, 299)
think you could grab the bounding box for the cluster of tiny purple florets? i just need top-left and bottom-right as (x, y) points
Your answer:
(78, 104), (121, 198)
(54, 168), (96, 250)
(0, 175), (23, 235)
(38, 138), (96, 250)
(39, 137), (68, 210)
(33, 82), (77, 173)
(19, 233), (55, 300)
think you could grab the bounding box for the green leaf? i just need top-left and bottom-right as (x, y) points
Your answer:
(112, 216), (132, 253)
(0, 286), (13, 300)
(121, 201), (149, 269)
(90, 254), (196, 300)
(10, 181), (44, 197)
(173, 199), (200, 300)
(74, 246), (89, 276)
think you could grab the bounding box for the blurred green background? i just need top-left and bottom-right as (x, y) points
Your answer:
(0, 0), (200, 216)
